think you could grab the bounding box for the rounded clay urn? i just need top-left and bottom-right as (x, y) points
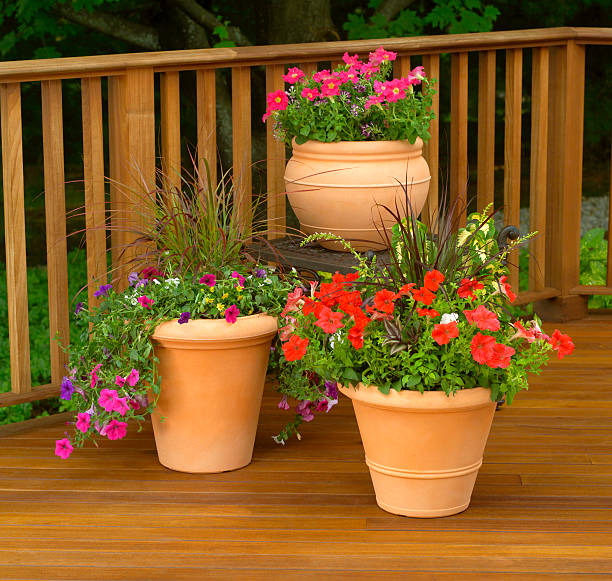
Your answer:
(339, 384), (496, 517)
(284, 139), (431, 252)
(150, 314), (278, 473)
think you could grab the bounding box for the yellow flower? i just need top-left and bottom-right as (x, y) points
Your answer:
(221, 293), (229, 299)
(237, 294), (243, 300)
(248, 309), (253, 314)
(217, 303), (225, 312)
(205, 298), (213, 304)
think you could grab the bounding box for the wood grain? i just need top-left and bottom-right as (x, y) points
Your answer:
(477, 50), (496, 212)
(41, 79), (70, 384)
(0, 82), (31, 394)
(504, 48), (522, 290)
(196, 68), (216, 190)
(232, 66), (252, 233)
(529, 48), (549, 292)
(421, 54), (439, 228)
(265, 64), (286, 239)
(160, 71), (181, 190)
(0, 316), (610, 577)
(81, 77), (107, 308)
(450, 52), (468, 226)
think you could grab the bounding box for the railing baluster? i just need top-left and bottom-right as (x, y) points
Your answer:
(396, 55), (410, 78)
(477, 51), (496, 212)
(504, 48), (522, 290)
(197, 69), (216, 190)
(108, 75), (128, 273)
(0, 82), (31, 394)
(232, 66), (252, 233)
(543, 41), (586, 320)
(160, 71), (181, 190)
(608, 137), (612, 287)
(529, 48), (549, 292)
(450, 52), (469, 226)
(299, 62), (317, 77)
(41, 79), (70, 384)
(422, 54), (439, 227)
(265, 64), (286, 239)
(81, 77), (108, 309)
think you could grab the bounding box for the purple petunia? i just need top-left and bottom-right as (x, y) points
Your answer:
(60, 377), (75, 401)
(255, 269), (266, 278)
(74, 302), (84, 316)
(127, 272), (140, 286)
(178, 311), (191, 325)
(296, 400), (314, 422)
(324, 380), (338, 401)
(93, 284), (112, 298)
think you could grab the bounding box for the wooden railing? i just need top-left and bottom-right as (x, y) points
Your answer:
(1, 27), (611, 406)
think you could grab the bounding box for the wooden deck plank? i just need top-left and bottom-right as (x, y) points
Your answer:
(0, 316), (610, 577)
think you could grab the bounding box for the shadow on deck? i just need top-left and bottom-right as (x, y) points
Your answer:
(0, 316), (610, 579)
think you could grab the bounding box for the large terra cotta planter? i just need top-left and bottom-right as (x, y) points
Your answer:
(284, 139), (431, 252)
(339, 384), (496, 517)
(150, 314), (277, 473)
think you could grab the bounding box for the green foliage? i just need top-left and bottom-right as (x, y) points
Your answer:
(0, 249), (88, 425)
(343, 0), (500, 40)
(580, 228), (612, 309)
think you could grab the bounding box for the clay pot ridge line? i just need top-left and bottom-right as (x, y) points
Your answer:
(365, 457), (483, 479)
(286, 176), (431, 189)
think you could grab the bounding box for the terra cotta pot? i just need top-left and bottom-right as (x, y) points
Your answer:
(284, 139), (431, 251)
(150, 314), (277, 473)
(339, 384), (496, 517)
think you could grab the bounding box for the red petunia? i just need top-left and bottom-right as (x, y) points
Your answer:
(282, 335), (309, 362)
(486, 343), (516, 369)
(373, 289), (398, 314)
(431, 322), (459, 345)
(315, 282), (345, 307)
(315, 306), (345, 334)
(332, 271), (359, 284)
(417, 307), (440, 318)
(412, 286), (436, 306)
(424, 269), (445, 292)
(398, 283), (415, 296)
(470, 332), (496, 364)
(302, 297), (324, 318)
(463, 305), (500, 331)
(499, 275), (517, 303)
(348, 325), (365, 349)
(458, 278), (485, 301)
(548, 329), (575, 360)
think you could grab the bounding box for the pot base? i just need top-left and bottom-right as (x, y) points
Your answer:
(376, 498), (470, 518)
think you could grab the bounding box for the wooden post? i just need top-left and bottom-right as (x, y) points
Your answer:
(450, 52), (468, 227)
(197, 69), (216, 191)
(42, 79), (70, 384)
(232, 66), (252, 235)
(477, 50), (496, 213)
(535, 41), (587, 321)
(160, 71), (181, 191)
(422, 54), (439, 229)
(0, 83), (31, 394)
(265, 64), (286, 239)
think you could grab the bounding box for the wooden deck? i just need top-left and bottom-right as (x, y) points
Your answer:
(0, 315), (610, 579)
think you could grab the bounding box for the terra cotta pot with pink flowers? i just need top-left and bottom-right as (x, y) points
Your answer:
(263, 47), (435, 251)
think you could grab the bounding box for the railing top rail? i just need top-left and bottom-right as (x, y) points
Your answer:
(0, 27), (610, 83)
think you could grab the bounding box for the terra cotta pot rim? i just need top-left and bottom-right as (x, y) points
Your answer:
(291, 137), (424, 151)
(339, 383), (493, 412)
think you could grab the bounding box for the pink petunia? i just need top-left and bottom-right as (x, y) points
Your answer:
(138, 295), (155, 309)
(126, 369), (140, 387)
(98, 388), (119, 412)
(199, 274), (216, 287)
(90, 363), (102, 388)
(365, 94), (385, 110)
(320, 78), (340, 98)
(282, 67), (305, 84)
(301, 87), (319, 101)
(75, 412), (91, 433)
(115, 375), (126, 387)
(231, 271), (246, 288)
(266, 90), (289, 112)
(368, 46), (397, 66)
(278, 395), (290, 410)
(296, 400), (314, 422)
(105, 419), (128, 441)
(113, 396), (130, 417)
(225, 304), (240, 324)
(342, 52), (362, 67)
(55, 438), (73, 459)
(313, 69), (332, 83)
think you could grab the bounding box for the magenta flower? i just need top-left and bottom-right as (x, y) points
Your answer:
(225, 304), (240, 324)
(126, 369), (139, 387)
(137, 295), (154, 309)
(105, 419), (128, 441)
(98, 388), (119, 412)
(231, 271), (246, 288)
(301, 87), (319, 102)
(296, 400), (314, 422)
(60, 377), (74, 401)
(199, 274), (216, 287)
(315, 399), (329, 412)
(324, 380), (339, 400)
(55, 438), (73, 459)
(278, 395), (290, 410)
(113, 396), (130, 417)
(178, 311), (191, 325)
(90, 363), (102, 389)
(129, 399), (141, 411)
(282, 67), (305, 84)
(75, 412), (91, 433)
(140, 266), (163, 280)
(115, 375), (126, 387)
